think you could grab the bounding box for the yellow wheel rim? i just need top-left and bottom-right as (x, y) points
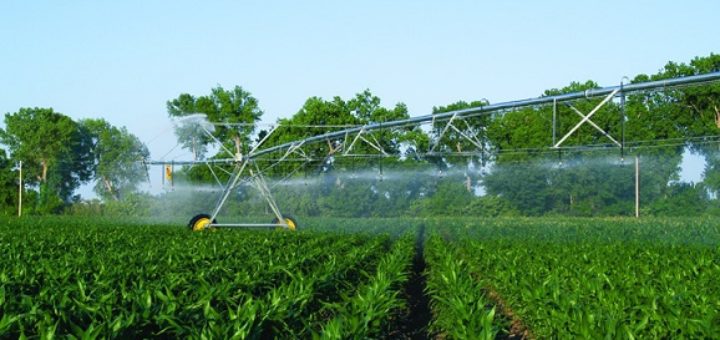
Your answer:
(285, 218), (296, 231)
(193, 217), (211, 232)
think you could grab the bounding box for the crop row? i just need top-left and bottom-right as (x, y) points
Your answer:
(3, 216), (718, 338)
(423, 234), (501, 339)
(426, 217), (720, 338)
(0, 218), (412, 338)
(318, 233), (414, 338)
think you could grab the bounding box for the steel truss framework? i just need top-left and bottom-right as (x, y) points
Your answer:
(147, 71), (720, 229)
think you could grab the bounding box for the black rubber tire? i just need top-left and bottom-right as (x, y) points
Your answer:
(188, 214), (216, 231)
(272, 215), (298, 231)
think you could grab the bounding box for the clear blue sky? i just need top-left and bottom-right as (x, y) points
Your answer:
(1, 1), (718, 194)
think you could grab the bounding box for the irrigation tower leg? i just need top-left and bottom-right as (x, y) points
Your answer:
(18, 161), (22, 217)
(210, 160), (249, 222)
(552, 99), (557, 147)
(249, 167), (286, 226)
(621, 82), (626, 159)
(635, 156), (640, 218)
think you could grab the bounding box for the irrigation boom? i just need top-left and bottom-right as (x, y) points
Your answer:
(251, 71), (720, 159)
(147, 71), (720, 231)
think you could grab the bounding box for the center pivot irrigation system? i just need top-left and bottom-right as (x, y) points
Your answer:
(146, 72), (720, 231)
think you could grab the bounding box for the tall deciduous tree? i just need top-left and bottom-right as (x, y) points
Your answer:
(167, 86), (264, 160)
(81, 119), (150, 200)
(0, 108), (93, 210)
(262, 90), (423, 174)
(640, 54), (720, 195)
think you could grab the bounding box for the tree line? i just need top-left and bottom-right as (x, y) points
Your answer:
(2, 53), (719, 217)
(0, 109), (148, 214)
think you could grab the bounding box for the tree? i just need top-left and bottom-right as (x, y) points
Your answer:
(167, 86), (264, 160)
(642, 54), (720, 196)
(259, 90), (425, 176)
(81, 119), (150, 200)
(647, 182), (710, 216)
(0, 149), (18, 215)
(0, 108), (93, 210)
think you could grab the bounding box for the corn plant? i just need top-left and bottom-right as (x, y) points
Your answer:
(318, 234), (414, 338)
(423, 235), (499, 339)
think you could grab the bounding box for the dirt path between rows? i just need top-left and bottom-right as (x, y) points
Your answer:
(390, 227), (533, 340)
(388, 224), (433, 339)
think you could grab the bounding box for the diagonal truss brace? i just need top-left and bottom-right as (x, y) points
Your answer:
(359, 135), (388, 156)
(211, 160), (249, 221)
(343, 128), (388, 156)
(428, 114), (485, 153)
(553, 88), (620, 148)
(249, 164), (285, 224)
(249, 125), (278, 156)
(208, 158), (289, 228)
(565, 104), (621, 147)
(343, 128), (365, 155)
(277, 140), (309, 163)
(449, 123), (484, 150)
(429, 114), (458, 153)
(205, 162), (225, 189)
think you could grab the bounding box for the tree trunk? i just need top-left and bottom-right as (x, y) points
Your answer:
(40, 160), (48, 182)
(103, 176), (119, 201)
(234, 135), (242, 156)
(714, 105), (719, 129)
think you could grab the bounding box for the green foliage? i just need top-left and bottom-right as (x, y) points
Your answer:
(431, 100), (490, 158)
(0, 107), (93, 207)
(410, 179), (475, 216)
(0, 150), (18, 216)
(80, 119), (150, 200)
(1, 216), (719, 338)
(646, 182), (710, 216)
(258, 90), (425, 177)
(424, 235), (499, 339)
(428, 217), (720, 338)
(68, 193), (154, 217)
(0, 217), (407, 338)
(0, 54), (718, 218)
(318, 234), (414, 338)
(167, 85), (263, 160)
